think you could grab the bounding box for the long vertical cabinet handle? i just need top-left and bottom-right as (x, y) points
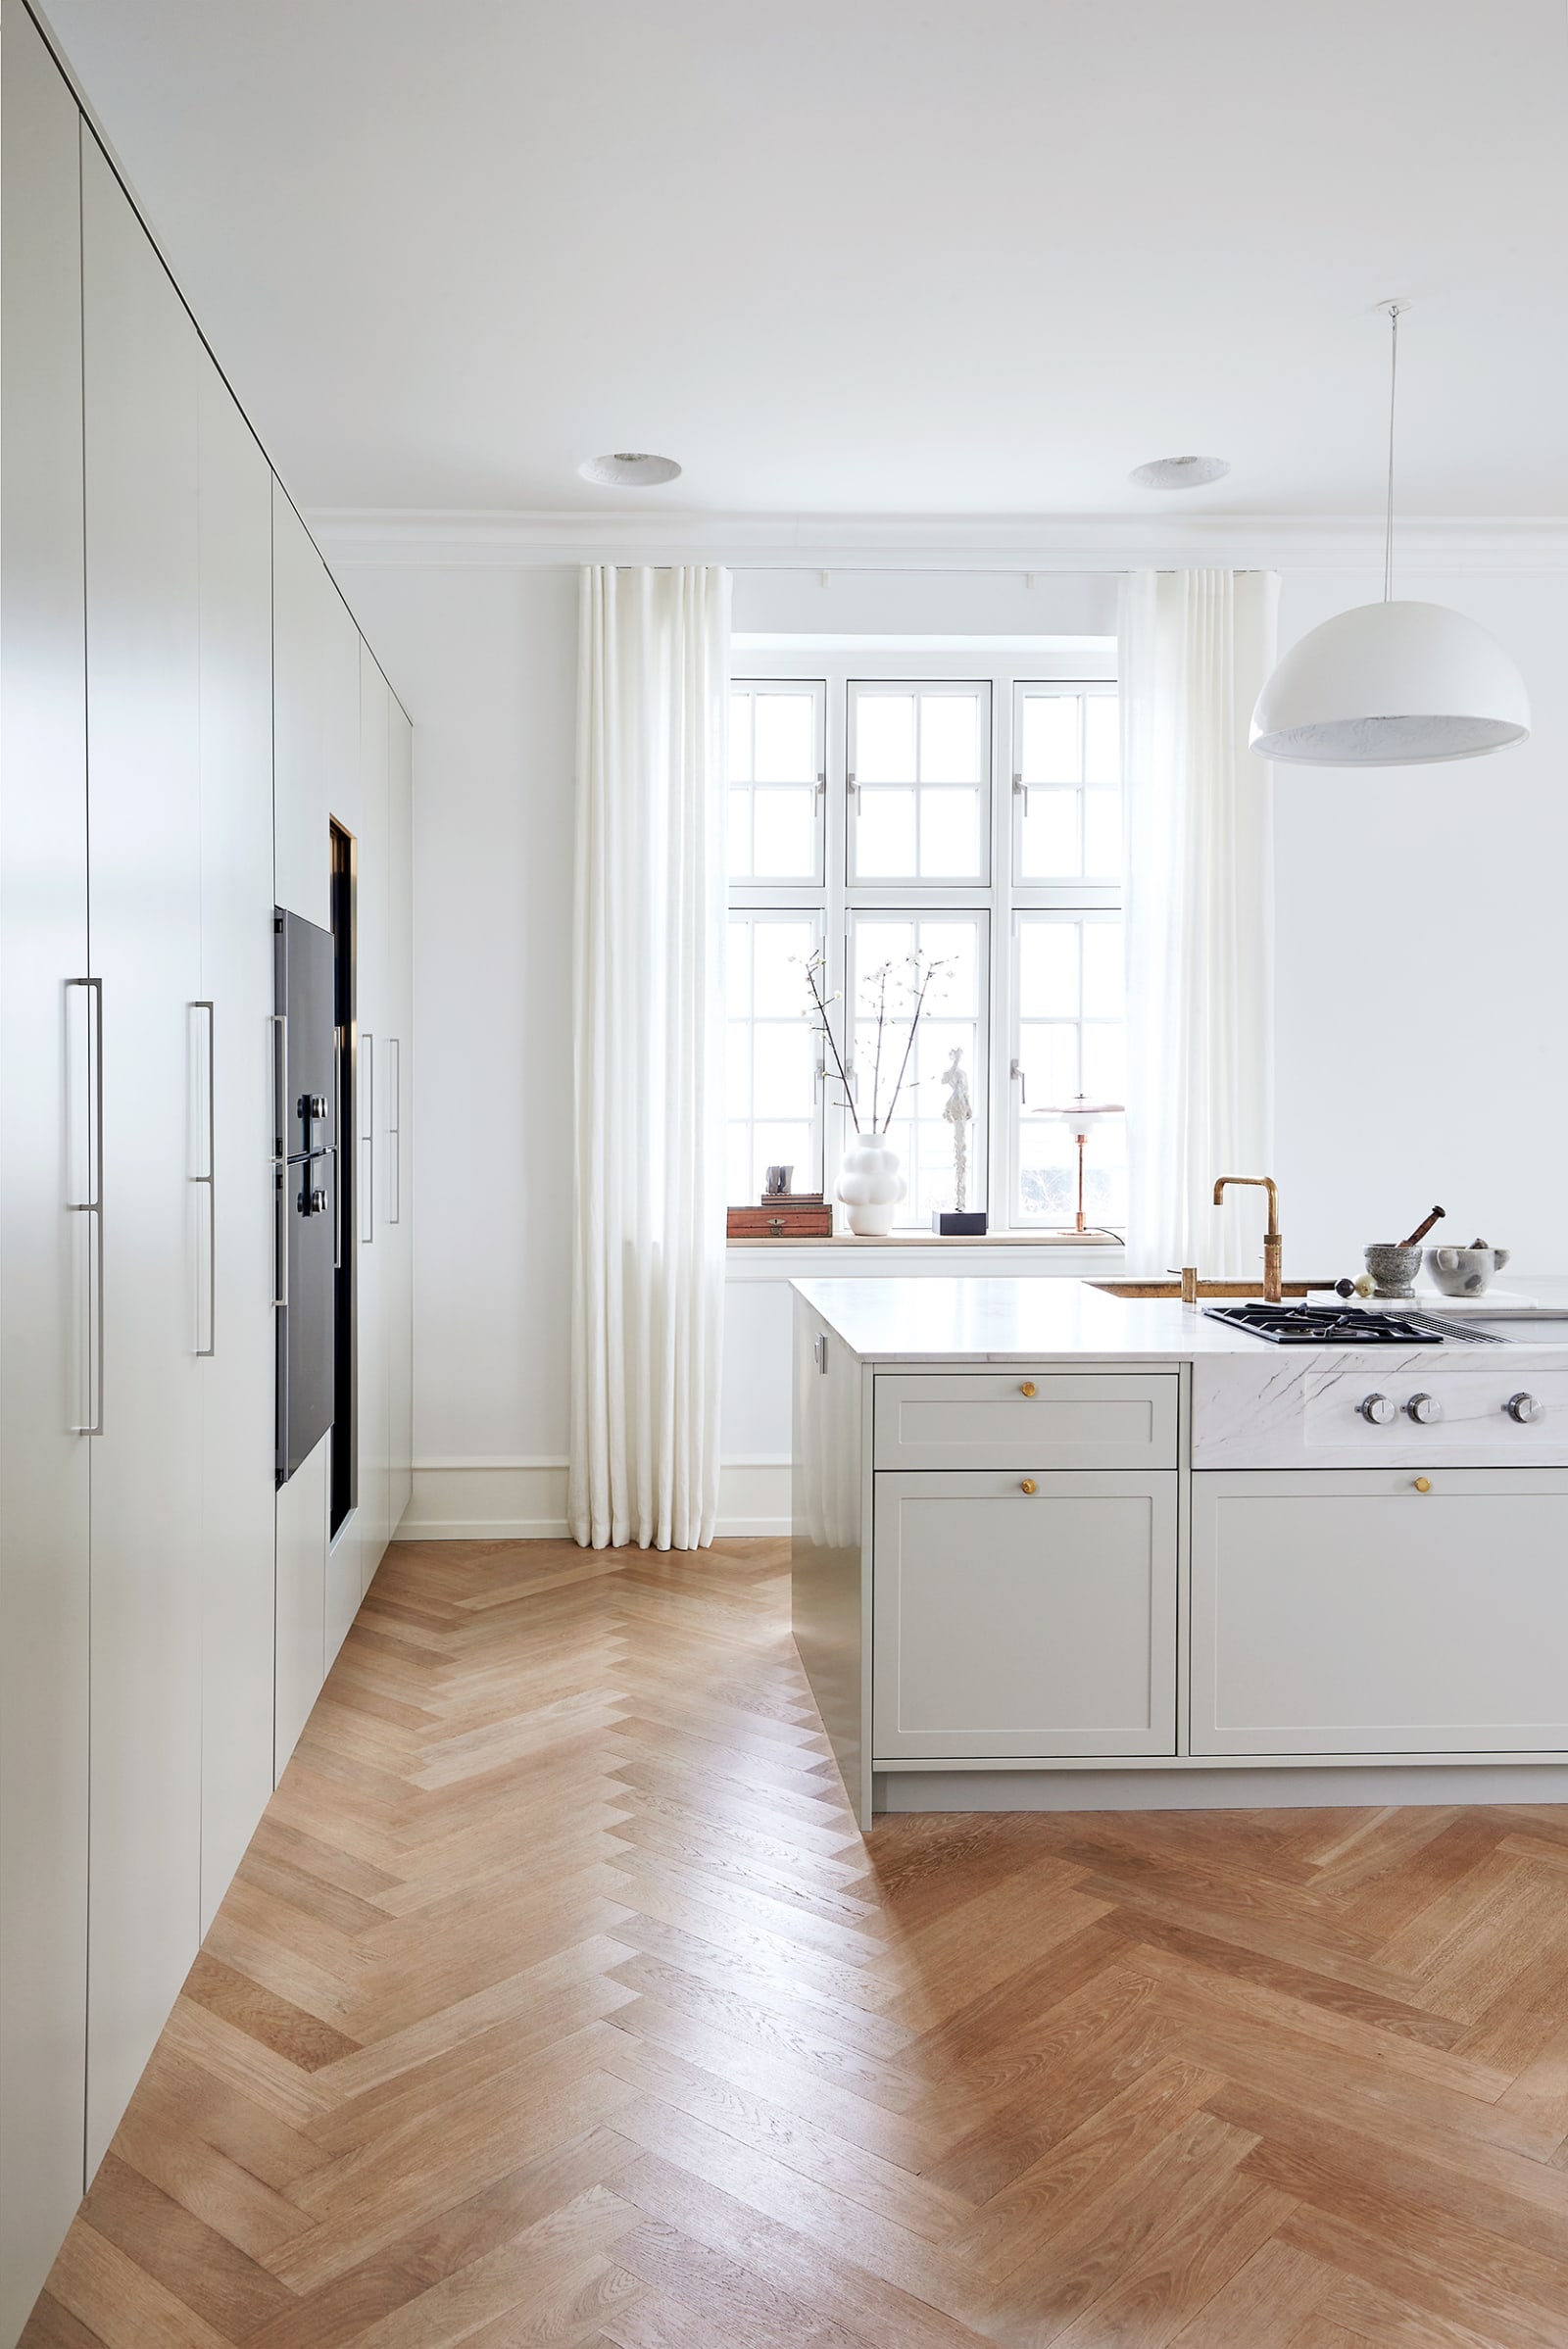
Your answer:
(388, 1039), (401, 1224)
(192, 1002), (216, 1355)
(271, 1010), (287, 1309)
(361, 1032), (374, 1243)
(66, 977), (104, 1433)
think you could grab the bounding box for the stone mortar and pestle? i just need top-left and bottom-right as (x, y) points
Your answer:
(1364, 1206), (1445, 1298)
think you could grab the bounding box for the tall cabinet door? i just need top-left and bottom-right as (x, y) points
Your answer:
(271, 487), (334, 933)
(354, 648), (391, 1605)
(387, 701), (415, 1531)
(0, 14), (91, 2331)
(195, 358), (277, 1934)
(81, 138), (206, 2173)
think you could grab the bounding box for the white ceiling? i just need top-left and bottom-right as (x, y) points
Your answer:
(42, 0), (1568, 520)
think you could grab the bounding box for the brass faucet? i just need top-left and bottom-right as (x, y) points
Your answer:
(1213, 1175), (1283, 1304)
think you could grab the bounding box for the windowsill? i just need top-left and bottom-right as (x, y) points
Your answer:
(726, 1229), (1122, 1248)
(724, 1230), (1126, 1283)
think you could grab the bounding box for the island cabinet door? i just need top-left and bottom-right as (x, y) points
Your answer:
(872, 1472), (1178, 1758)
(1192, 1470), (1568, 1756)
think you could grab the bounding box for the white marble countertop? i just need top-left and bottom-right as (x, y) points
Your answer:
(793, 1274), (1568, 1364)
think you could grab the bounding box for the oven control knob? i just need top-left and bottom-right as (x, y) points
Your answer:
(1405, 1392), (1444, 1424)
(1505, 1392), (1544, 1424)
(1358, 1393), (1395, 1424)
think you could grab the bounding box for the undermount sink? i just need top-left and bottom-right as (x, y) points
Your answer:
(1091, 1278), (1333, 1300)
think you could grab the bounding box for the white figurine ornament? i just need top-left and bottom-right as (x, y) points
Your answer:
(940, 1047), (973, 1212)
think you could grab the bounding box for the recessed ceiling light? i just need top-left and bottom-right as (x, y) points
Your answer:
(1128, 454), (1231, 491)
(578, 452), (682, 487)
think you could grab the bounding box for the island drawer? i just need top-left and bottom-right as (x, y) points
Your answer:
(873, 1371), (1178, 1470)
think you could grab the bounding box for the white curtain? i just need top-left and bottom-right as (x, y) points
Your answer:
(568, 565), (730, 1548)
(1121, 569), (1279, 1277)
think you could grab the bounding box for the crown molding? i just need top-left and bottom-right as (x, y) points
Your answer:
(308, 506), (1568, 576)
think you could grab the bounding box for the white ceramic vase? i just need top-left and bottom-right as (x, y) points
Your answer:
(837, 1135), (906, 1237)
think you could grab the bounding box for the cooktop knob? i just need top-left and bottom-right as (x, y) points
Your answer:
(1505, 1392), (1544, 1424)
(1358, 1393), (1395, 1424)
(1405, 1392), (1444, 1424)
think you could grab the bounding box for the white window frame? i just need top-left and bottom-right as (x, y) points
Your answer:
(846, 678), (993, 888)
(1009, 907), (1126, 1229)
(728, 677), (828, 888)
(726, 644), (1120, 1236)
(726, 905), (827, 1202)
(846, 906), (991, 1225)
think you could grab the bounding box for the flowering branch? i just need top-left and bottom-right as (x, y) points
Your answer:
(801, 951), (859, 1134)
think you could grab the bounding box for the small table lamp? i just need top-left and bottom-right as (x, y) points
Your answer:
(1032, 1095), (1125, 1237)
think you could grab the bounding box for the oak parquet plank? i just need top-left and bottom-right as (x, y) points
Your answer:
(1092, 1904), (1469, 2049)
(600, 2283), (759, 2349)
(14, 2296), (110, 2349)
(596, 2028), (970, 2243)
(981, 2112), (1262, 2344)
(613, 2154), (992, 2349)
(599, 1909), (915, 2059)
(606, 1953), (920, 2111)
(39, 2222), (233, 2349)
(1048, 2174), (1298, 2349)
(611, 2215), (865, 2349)
(179, 1951), (362, 2070)
(1311, 2272), (1515, 2349)
(1275, 2200), (1568, 2349)
(78, 2153), (296, 2339)
(1227, 2081), (1568, 2266)
(1164, 2237), (1337, 2347)
(21, 1539), (1568, 2349)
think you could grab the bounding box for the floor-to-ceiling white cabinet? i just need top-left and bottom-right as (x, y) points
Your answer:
(0, 7), (415, 2334)
(194, 355), (278, 1937)
(0, 16), (91, 2337)
(79, 133), (209, 2176)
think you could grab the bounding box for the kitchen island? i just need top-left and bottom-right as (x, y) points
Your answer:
(792, 1276), (1568, 1826)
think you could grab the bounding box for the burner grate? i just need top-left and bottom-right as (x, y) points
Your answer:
(1200, 1301), (1503, 1346)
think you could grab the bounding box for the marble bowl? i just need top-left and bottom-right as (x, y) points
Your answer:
(1426, 1244), (1509, 1297)
(1364, 1243), (1422, 1298)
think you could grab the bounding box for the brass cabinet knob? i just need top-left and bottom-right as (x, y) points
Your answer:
(1413, 1477), (1432, 1493)
(1019, 1381), (1037, 1398)
(1020, 1479), (1038, 1494)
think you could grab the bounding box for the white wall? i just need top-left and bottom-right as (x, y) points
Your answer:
(337, 548), (1568, 1540)
(1273, 567), (1568, 1273)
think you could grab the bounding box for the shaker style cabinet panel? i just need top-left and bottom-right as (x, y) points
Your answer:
(195, 355), (278, 1935)
(1192, 1470), (1568, 1756)
(386, 701), (415, 1530)
(0, 14), (92, 2332)
(872, 1471), (1178, 1758)
(873, 1372), (1178, 1472)
(80, 136), (207, 2174)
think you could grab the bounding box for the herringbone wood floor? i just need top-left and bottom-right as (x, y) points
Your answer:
(21, 1537), (1568, 2349)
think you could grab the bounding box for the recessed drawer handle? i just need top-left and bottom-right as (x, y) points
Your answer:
(1020, 1479), (1038, 1495)
(1019, 1382), (1037, 1398)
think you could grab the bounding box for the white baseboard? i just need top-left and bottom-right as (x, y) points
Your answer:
(876, 1763), (1568, 1812)
(395, 1458), (792, 1542)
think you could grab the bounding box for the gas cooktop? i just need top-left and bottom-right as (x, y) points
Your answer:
(1201, 1302), (1505, 1346)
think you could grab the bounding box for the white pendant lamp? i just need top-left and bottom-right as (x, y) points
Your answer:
(1250, 305), (1530, 766)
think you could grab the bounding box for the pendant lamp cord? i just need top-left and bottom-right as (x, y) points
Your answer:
(1383, 301), (1400, 603)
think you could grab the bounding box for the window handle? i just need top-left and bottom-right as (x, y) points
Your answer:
(1011, 1057), (1027, 1105)
(847, 770), (858, 794)
(1013, 771), (1031, 814)
(816, 770), (825, 800)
